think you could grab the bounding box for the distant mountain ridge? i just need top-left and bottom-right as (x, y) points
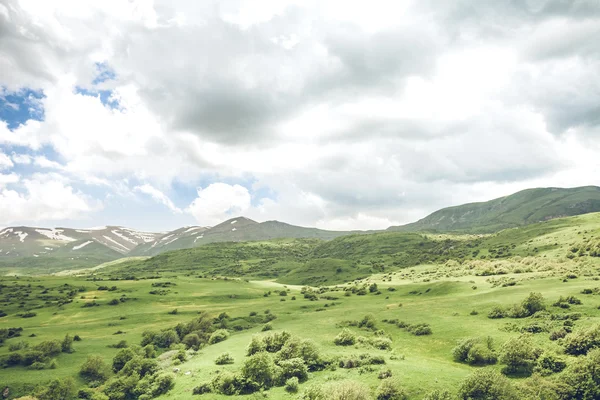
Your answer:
(1, 185), (600, 273)
(388, 186), (600, 233)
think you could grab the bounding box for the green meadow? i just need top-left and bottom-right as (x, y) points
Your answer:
(1, 213), (600, 399)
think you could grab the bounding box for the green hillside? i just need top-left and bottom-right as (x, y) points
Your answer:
(1, 213), (600, 399)
(388, 186), (600, 233)
(100, 212), (600, 286)
(0, 239), (122, 275)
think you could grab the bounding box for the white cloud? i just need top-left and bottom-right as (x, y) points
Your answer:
(134, 184), (182, 214)
(186, 183), (252, 226)
(0, 179), (101, 225)
(0, 152), (14, 170)
(0, 1), (599, 230)
(0, 173), (19, 188)
(11, 153), (32, 164)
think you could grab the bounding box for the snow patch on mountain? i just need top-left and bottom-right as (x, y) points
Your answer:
(102, 236), (129, 251)
(231, 220), (237, 224)
(184, 226), (203, 233)
(73, 241), (93, 250)
(111, 230), (138, 245)
(15, 231), (28, 242)
(35, 229), (76, 241)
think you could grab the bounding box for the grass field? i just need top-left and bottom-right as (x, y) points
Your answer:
(1, 213), (600, 399)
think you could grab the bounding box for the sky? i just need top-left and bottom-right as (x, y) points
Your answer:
(0, 0), (599, 232)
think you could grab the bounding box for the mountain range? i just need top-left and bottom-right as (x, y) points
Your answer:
(1, 185), (599, 273)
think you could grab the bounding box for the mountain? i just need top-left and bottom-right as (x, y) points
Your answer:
(388, 186), (600, 233)
(129, 217), (352, 256)
(0, 225), (161, 258)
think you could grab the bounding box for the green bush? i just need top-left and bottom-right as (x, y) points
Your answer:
(334, 329), (356, 346)
(535, 352), (567, 375)
(278, 357), (308, 382)
(35, 377), (76, 400)
(112, 348), (137, 373)
(559, 348), (600, 398)
(182, 333), (201, 350)
(215, 352), (234, 365)
(422, 389), (453, 400)
(457, 369), (517, 400)
(563, 324), (600, 355)
(499, 336), (541, 375)
(452, 337), (497, 365)
(358, 314), (377, 330)
(208, 329), (229, 345)
(80, 355), (110, 383)
(376, 378), (407, 400)
(285, 377), (299, 393)
(241, 352), (278, 389)
(193, 382), (212, 395)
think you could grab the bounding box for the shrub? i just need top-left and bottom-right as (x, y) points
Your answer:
(423, 389), (453, 400)
(120, 356), (158, 378)
(210, 371), (239, 395)
(112, 348), (136, 373)
(241, 352), (278, 389)
(372, 337), (392, 350)
(34, 340), (62, 358)
(358, 314), (377, 330)
(499, 336), (541, 375)
(61, 334), (74, 353)
(80, 355), (110, 383)
(276, 337), (323, 371)
(102, 374), (139, 400)
(278, 357), (308, 382)
(535, 352), (567, 375)
(487, 306), (506, 319)
(325, 380), (371, 400)
(407, 323), (432, 336)
(457, 369), (517, 400)
(262, 323), (273, 331)
(208, 329), (229, 345)
(334, 329), (356, 346)
(247, 335), (266, 356)
(182, 333), (201, 350)
(108, 299), (120, 306)
(376, 378), (407, 400)
(193, 382), (212, 395)
(549, 328), (568, 341)
(563, 324), (600, 355)
(215, 352), (234, 365)
(262, 330), (291, 352)
(521, 292), (546, 316)
(452, 337), (497, 365)
(559, 348), (600, 398)
(378, 368), (393, 379)
(285, 377), (299, 393)
(34, 377), (76, 400)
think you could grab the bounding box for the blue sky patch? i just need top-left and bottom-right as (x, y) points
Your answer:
(0, 88), (45, 130)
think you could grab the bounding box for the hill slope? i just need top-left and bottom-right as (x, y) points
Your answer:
(388, 186), (600, 233)
(129, 217), (351, 256)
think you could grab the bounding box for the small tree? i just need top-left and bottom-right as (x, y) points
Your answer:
(499, 336), (541, 375)
(80, 355), (110, 383)
(334, 329), (356, 346)
(376, 378), (407, 400)
(458, 369), (518, 400)
(61, 334), (74, 353)
(241, 352), (278, 389)
(34, 377), (76, 400)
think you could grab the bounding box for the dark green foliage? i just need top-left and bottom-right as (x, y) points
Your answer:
(79, 355), (110, 383)
(563, 324), (600, 355)
(215, 352), (234, 365)
(423, 389), (453, 400)
(559, 348), (600, 399)
(499, 336), (541, 375)
(452, 337), (497, 365)
(334, 328), (356, 346)
(208, 329), (229, 344)
(241, 352), (278, 389)
(61, 334), (74, 353)
(119, 356), (158, 378)
(112, 348), (137, 373)
(358, 314), (377, 330)
(535, 352), (566, 375)
(285, 377), (299, 393)
(457, 369), (517, 400)
(375, 378), (407, 400)
(278, 357), (309, 382)
(34, 377), (76, 400)
(193, 382), (212, 395)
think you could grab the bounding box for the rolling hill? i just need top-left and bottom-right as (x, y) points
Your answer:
(388, 186), (600, 233)
(129, 217), (352, 256)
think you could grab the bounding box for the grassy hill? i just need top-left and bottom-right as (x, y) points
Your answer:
(129, 217), (352, 257)
(388, 186), (600, 233)
(1, 213), (599, 399)
(98, 212), (600, 286)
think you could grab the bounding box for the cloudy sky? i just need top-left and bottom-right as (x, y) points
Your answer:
(0, 0), (599, 231)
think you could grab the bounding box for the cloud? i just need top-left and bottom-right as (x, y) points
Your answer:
(0, 0), (599, 230)
(186, 183), (252, 226)
(134, 184), (182, 214)
(0, 179), (101, 225)
(0, 152), (13, 170)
